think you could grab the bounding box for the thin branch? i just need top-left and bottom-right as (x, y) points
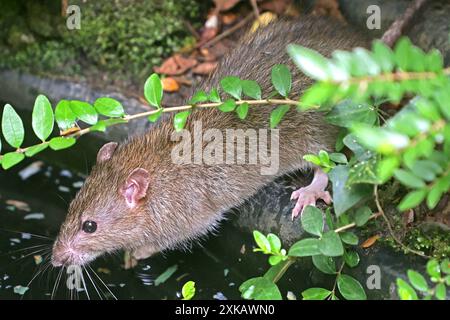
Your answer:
(373, 185), (430, 258)
(200, 13), (255, 49)
(249, 0), (260, 19)
(381, 0), (429, 47)
(334, 212), (382, 233)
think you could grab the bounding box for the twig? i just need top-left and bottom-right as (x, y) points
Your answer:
(272, 258), (295, 284)
(334, 212), (382, 233)
(381, 0), (429, 47)
(373, 185), (430, 258)
(200, 13), (255, 49)
(250, 0), (260, 19)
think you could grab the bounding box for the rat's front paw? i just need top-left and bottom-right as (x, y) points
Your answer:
(290, 187), (332, 220)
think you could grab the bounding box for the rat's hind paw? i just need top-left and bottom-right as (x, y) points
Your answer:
(290, 187), (332, 220)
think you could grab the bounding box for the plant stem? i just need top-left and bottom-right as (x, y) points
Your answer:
(273, 257), (296, 284)
(373, 185), (430, 258)
(0, 97), (298, 159)
(334, 212), (382, 233)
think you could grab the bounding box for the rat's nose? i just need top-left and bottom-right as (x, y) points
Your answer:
(52, 243), (71, 267)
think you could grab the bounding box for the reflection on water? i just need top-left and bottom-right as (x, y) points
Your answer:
(0, 159), (308, 300)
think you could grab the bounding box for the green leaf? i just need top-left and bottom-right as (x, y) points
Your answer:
(352, 124), (409, 155)
(347, 157), (380, 185)
(49, 137), (76, 150)
(326, 100), (377, 128)
(354, 206), (372, 227)
(144, 73), (163, 108)
(301, 205), (324, 237)
(32, 95), (54, 141)
(337, 274), (367, 300)
(411, 160), (441, 182)
(24, 144), (48, 157)
(329, 153), (347, 164)
(270, 105), (290, 128)
(208, 88), (221, 103)
(394, 37), (414, 71)
(435, 283), (446, 300)
(288, 238), (321, 257)
(267, 233), (281, 253)
(396, 278), (418, 300)
(241, 80), (262, 99)
(287, 44), (331, 81)
(220, 76), (242, 100)
(329, 165), (371, 216)
(154, 264), (178, 286)
(268, 255), (283, 266)
(253, 231), (271, 253)
(1, 152), (25, 170)
(239, 277), (282, 300)
(271, 64), (292, 97)
(218, 99), (236, 112)
(340, 232), (359, 245)
(299, 82), (336, 109)
(325, 207), (335, 230)
(303, 154), (321, 166)
(173, 111), (191, 132)
(2, 104), (24, 148)
(190, 91), (208, 104)
(312, 255), (336, 274)
(352, 48), (380, 75)
(55, 100), (77, 131)
(407, 270), (428, 292)
(377, 156), (400, 183)
(70, 100), (98, 125)
(148, 109), (163, 123)
(236, 102), (249, 120)
(301, 288), (331, 300)
(344, 250), (360, 268)
(425, 49), (443, 72)
(181, 281), (196, 300)
(94, 97), (125, 117)
(319, 231), (344, 257)
(372, 40), (394, 73)
(426, 259), (441, 279)
(398, 189), (427, 211)
(440, 259), (450, 274)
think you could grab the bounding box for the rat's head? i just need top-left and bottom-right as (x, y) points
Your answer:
(52, 142), (154, 267)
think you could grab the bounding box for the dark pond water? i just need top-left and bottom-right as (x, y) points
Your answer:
(0, 158), (315, 300)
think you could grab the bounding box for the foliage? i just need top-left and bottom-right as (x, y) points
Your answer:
(396, 259), (449, 300)
(181, 281), (196, 300)
(240, 206), (367, 300)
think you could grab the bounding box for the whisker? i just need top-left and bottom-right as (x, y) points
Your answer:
(84, 266), (103, 300)
(0, 228), (53, 241)
(51, 267), (64, 300)
(80, 266), (91, 300)
(6, 247), (51, 265)
(88, 265), (117, 300)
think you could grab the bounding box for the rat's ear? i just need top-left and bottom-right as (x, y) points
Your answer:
(121, 168), (150, 208)
(97, 142), (118, 163)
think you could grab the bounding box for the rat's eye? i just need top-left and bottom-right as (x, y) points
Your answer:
(82, 220), (97, 233)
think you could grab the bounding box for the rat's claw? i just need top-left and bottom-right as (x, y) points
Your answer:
(290, 188), (332, 220)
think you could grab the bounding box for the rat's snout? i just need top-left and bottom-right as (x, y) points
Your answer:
(51, 240), (83, 267)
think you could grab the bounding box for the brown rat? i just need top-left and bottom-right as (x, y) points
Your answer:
(52, 17), (369, 267)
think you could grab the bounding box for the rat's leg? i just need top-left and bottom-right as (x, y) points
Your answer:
(290, 167), (332, 219)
